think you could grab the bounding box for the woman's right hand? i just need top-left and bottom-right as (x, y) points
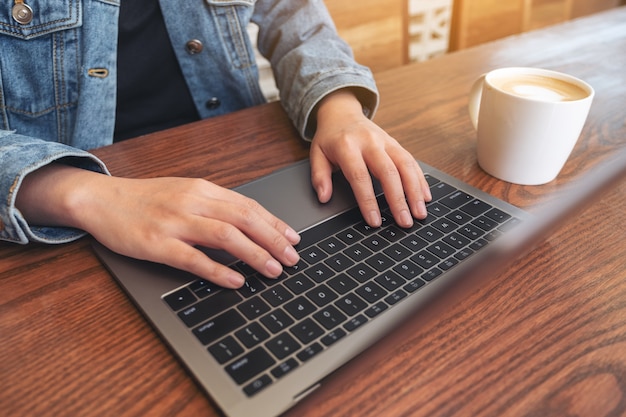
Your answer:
(16, 164), (301, 288)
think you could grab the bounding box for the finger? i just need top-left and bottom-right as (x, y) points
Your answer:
(197, 183), (301, 246)
(187, 200), (300, 271)
(310, 144), (335, 203)
(389, 150), (431, 221)
(156, 238), (247, 289)
(339, 155), (382, 227)
(365, 152), (414, 228)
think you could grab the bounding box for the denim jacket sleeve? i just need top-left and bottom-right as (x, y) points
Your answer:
(0, 130), (109, 244)
(252, 0), (380, 140)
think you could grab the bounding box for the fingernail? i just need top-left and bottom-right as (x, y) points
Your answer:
(285, 226), (301, 244)
(284, 245), (300, 266)
(368, 210), (382, 227)
(265, 259), (283, 277)
(228, 273), (245, 288)
(400, 210), (414, 228)
(417, 200), (428, 219)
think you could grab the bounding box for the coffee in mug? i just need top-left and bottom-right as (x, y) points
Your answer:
(468, 67), (594, 185)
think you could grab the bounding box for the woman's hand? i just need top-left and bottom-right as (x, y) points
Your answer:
(16, 164), (301, 289)
(310, 89), (432, 229)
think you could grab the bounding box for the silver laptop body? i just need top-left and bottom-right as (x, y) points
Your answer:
(93, 153), (626, 417)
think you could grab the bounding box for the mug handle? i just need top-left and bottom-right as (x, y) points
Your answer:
(468, 74), (487, 130)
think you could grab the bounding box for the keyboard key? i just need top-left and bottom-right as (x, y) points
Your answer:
(431, 218), (457, 234)
(417, 226), (444, 242)
(383, 243), (412, 261)
(458, 224), (484, 240)
(472, 216), (498, 231)
(385, 289), (407, 305)
(239, 276), (266, 298)
(243, 374), (272, 397)
(485, 208), (511, 223)
(304, 263), (335, 283)
(427, 242), (456, 259)
(193, 309), (246, 345)
(261, 285), (294, 307)
(290, 318), (324, 344)
(439, 258), (459, 271)
(301, 245), (329, 264)
(393, 260), (423, 280)
(400, 235), (428, 252)
(461, 199), (492, 217)
(271, 358), (299, 379)
(430, 182), (456, 201)
(327, 273), (358, 294)
(164, 287), (196, 311)
(403, 278), (425, 293)
(260, 310), (294, 334)
(445, 210), (473, 225)
(344, 314), (368, 332)
(375, 271), (404, 291)
(365, 253), (395, 272)
(283, 259), (308, 275)
(314, 305), (347, 329)
(306, 284), (339, 307)
(237, 296), (271, 320)
(321, 328), (347, 346)
(422, 268), (443, 282)
(266, 332), (301, 359)
(427, 202), (451, 217)
(364, 302), (387, 318)
(319, 236), (346, 254)
(412, 251), (439, 269)
(285, 297), (317, 320)
(380, 226), (404, 242)
(335, 293), (368, 316)
(441, 191), (472, 209)
(325, 253), (355, 272)
(336, 228), (363, 245)
(284, 274), (315, 295)
(443, 232), (471, 249)
(226, 347), (276, 385)
(236, 322), (270, 348)
(362, 235), (390, 251)
(343, 243), (373, 262)
(178, 291), (242, 327)
(469, 238), (489, 251)
(296, 342), (323, 362)
(347, 264), (377, 283)
(356, 282), (387, 303)
(208, 336), (244, 364)
(189, 279), (221, 298)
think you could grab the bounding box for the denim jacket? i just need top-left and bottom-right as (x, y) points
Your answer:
(0, 0), (379, 244)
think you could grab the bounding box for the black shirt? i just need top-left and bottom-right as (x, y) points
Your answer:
(114, 0), (200, 142)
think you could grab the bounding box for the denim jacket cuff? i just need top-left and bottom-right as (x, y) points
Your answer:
(0, 133), (110, 245)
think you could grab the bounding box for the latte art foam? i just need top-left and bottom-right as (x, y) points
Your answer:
(491, 74), (588, 102)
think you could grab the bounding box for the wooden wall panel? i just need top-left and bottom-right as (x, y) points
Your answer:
(324, 0), (407, 72)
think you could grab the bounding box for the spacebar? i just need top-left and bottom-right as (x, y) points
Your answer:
(297, 206), (363, 249)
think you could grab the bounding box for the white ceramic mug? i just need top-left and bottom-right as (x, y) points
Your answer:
(468, 67), (594, 185)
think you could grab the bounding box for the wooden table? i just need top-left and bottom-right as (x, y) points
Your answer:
(2, 7), (625, 417)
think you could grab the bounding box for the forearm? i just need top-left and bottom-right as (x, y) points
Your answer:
(15, 163), (106, 230)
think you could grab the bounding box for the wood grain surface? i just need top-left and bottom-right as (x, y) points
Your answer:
(1, 7), (625, 417)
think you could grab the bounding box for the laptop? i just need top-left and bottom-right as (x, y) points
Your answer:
(93, 150), (626, 417)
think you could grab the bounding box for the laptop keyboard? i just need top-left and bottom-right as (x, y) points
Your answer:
(163, 174), (522, 396)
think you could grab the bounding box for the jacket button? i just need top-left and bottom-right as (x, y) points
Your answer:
(205, 97), (221, 110)
(185, 39), (203, 55)
(12, 2), (33, 25)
